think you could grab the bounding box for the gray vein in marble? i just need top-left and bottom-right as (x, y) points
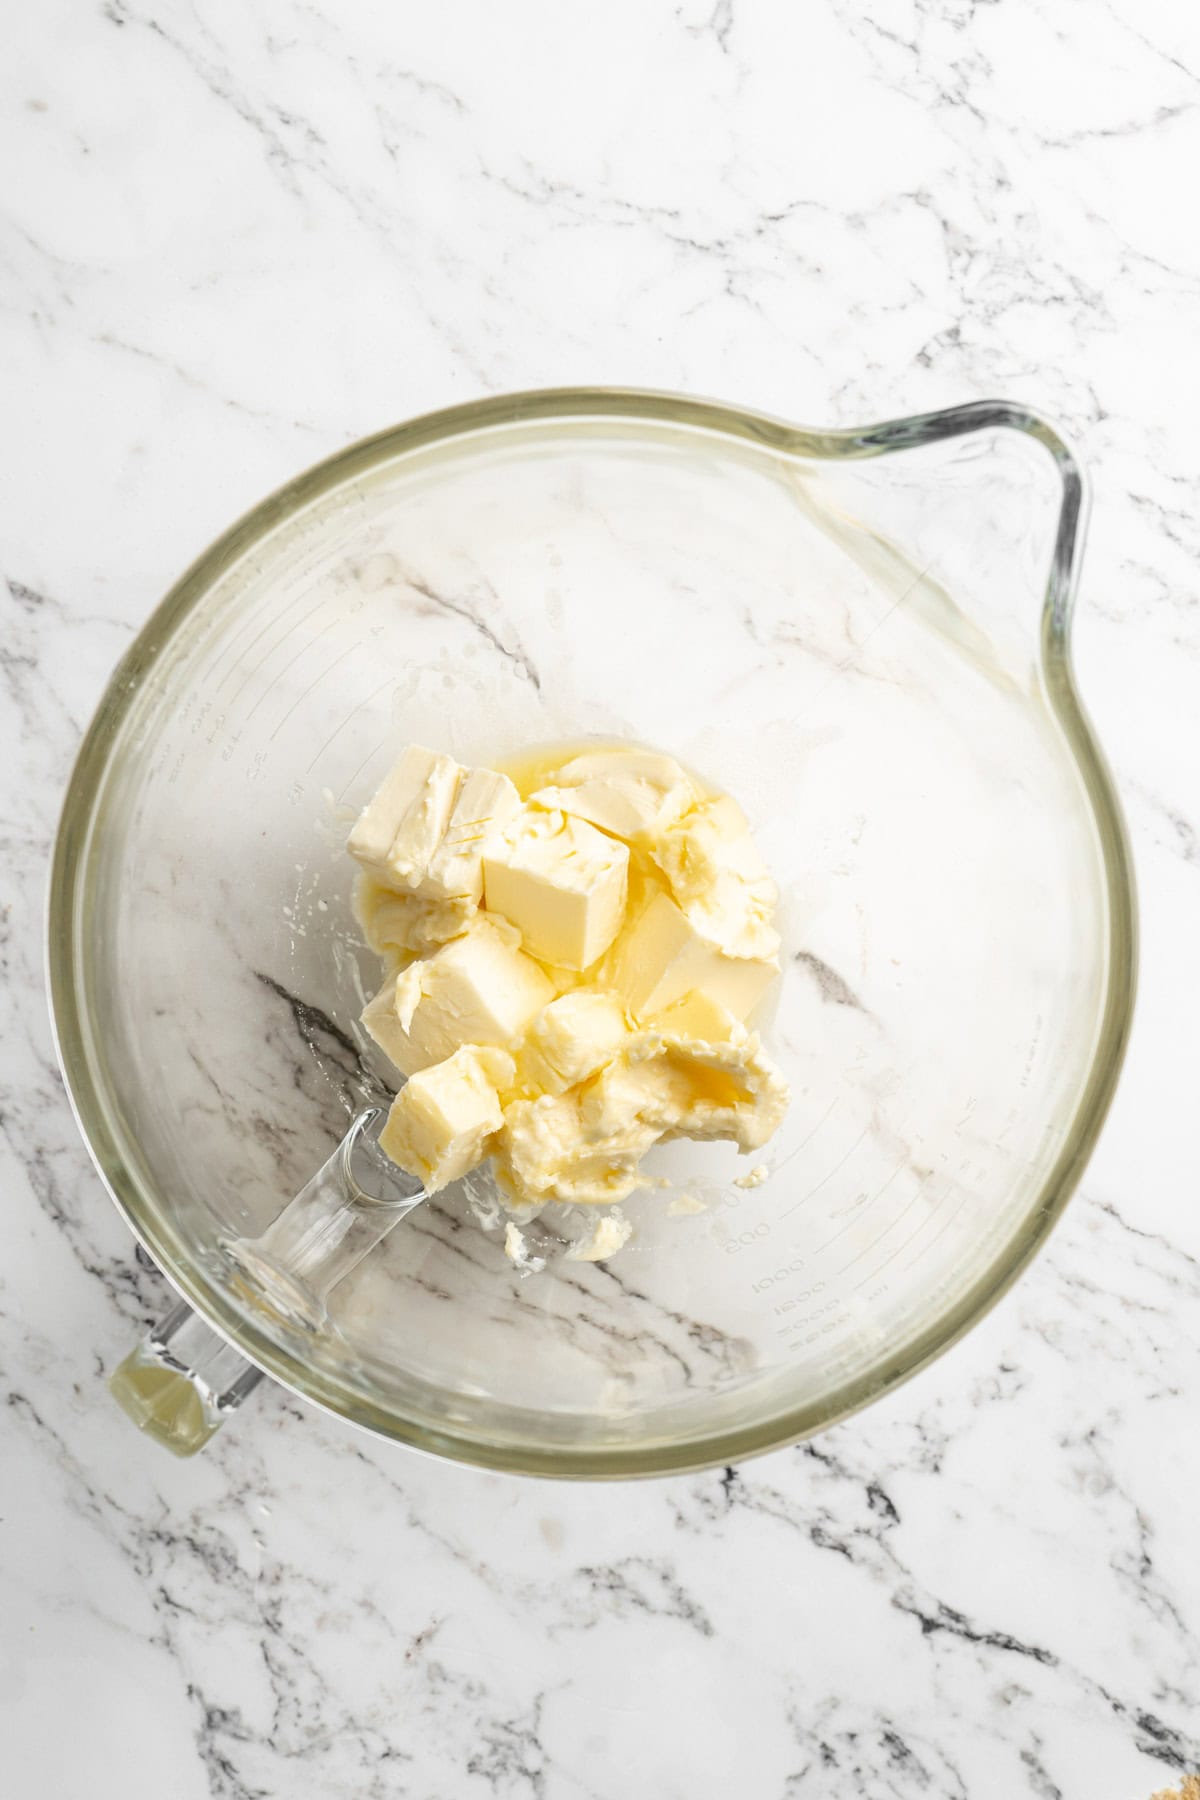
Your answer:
(692, 0), (735, 58)
(96, 330), (326, 437)
(400, 571), (542, 691)
(793, 949), (869, 1012)
(676, 1431), (1200, 1775)
(253, 970), (383, 1099)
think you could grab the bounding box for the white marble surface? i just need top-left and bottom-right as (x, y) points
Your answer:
(3, 2), (1199, 1795)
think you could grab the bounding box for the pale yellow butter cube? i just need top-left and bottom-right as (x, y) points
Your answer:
(654, 794), (770, 898)
(483, 810), (629, 971)
(356, 878), (474, 955)
(647, 988), (744, 1044)
(422, 766), (521, 903)
(361, 970), (412, 1071)
(652, 794), (781, 960)
(348, 745), (461, 889)
(610, 890), (776, 1021)
(531, 747), (695, 844)
(352, 738), (790, 1235)
(380, 1045), (514, 1192)
(523, 990), (630, 1094)
(365, 916), (553, 1076)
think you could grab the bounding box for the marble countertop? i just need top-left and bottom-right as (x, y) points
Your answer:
(4, 2), (1199, 1795)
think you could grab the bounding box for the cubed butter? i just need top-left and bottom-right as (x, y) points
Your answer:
(352, 738), (789, 1241)
(652, 794), (781, 960)
(356, 878), (473, 955)
(348, 745), (460, 888)
(361, 969), (413, 1070)
(422, 766), (521, 903)
(522, 990), (630, 1094)
(483, 810), (628, 971)
(364, 916), (553, 1075)
(610, 890), (777, 1021)
(531, 747), (695, 844)
(646, 989), (743, 1044)
(380, 1045), (514, 1192)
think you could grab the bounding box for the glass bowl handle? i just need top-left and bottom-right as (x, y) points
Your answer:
(108, 1301), (267, 1456)
(108, 1109), (426, 1455)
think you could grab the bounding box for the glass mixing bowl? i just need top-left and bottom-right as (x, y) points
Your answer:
(48, 391), (1135, 1475)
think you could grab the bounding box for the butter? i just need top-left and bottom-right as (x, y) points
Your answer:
(350, 750), (519, 905)
(503, 1220), (546, 1273)
(423, 765), (521, 903)
(646, 988), (742, 1043)
(496, 1091), (659, 1205)
(521, 990), (630, 1094)
(361, 969), (413, 1071)
(483, 809), (628, 971)
(349, 738), (789, 1245)
(608, 890), (777, 1021)
(348, 745), (460, 888)
(580, 1052), (697, 1141)
(565, 1213), (634, 1261)
(356, 878), (474, 955)
(585, 1028), (787, 1156)
(495, 1021), (786, 1205)
(667, 1191), (708, 1216)
(380, 1044), (514, 1193)
(656, 1034), (790, 1151)
(363, 915), (553, 1076)
(532, 747), (695, 844)
(652, 794), (781, 960)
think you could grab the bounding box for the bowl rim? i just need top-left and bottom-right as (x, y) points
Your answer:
(47, 387), (1138, 1478)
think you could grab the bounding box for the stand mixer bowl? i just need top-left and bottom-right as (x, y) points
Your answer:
(48, 391), (1135, 1475)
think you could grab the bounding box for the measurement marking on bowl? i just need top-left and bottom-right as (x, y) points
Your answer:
(241, 614), (348, 729)
(779, 1304), (855, 1350)
(212, 581), (330, 692)
(203, 579), (286, 680)
(899, 1187), (977, 1273)
(780, 1123), (869, 1219)
(307, 675), (397, 774)
(754, 1166), (941, 1321)
(835, 1176), (950, 1286)
(269, 642), (361, 742)
(765, 1097), (839, 1185)
(226, 586), (351, 710)
(813, 1161), (907, 1254)
(336, 732), (397, 805)
(219, 593), (335, 718)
